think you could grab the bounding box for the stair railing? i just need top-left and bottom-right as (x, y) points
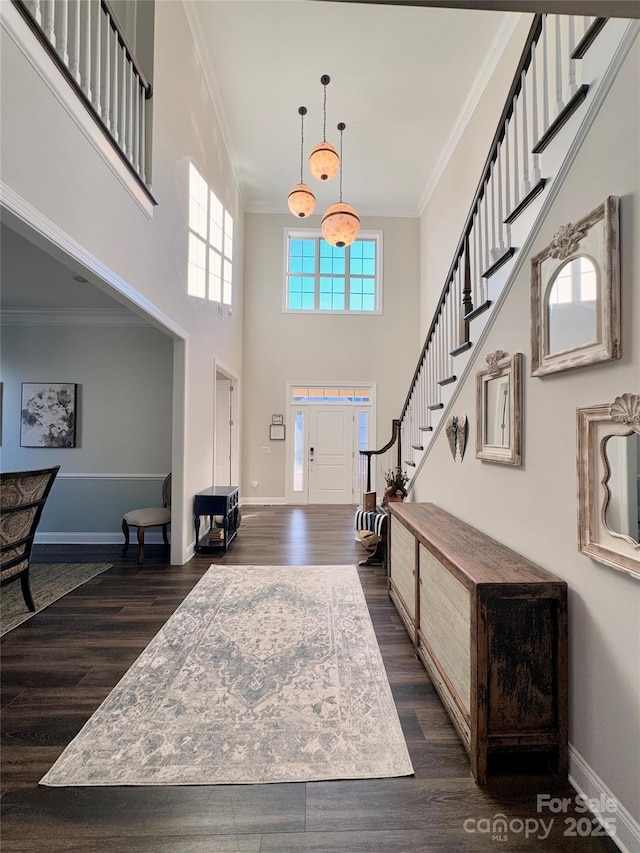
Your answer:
(359, 419), (401, 494)
(14, 0), (154, 199)
(361, 12), (605, 491)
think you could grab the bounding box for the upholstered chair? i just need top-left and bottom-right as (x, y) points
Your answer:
(122, 474), (171, 564)
(0, 466), (60, 612)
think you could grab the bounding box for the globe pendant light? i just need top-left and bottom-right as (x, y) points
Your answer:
(321, 122), (360, 248)
(287, 106), (316, 218)
(309, 75), (339, 182)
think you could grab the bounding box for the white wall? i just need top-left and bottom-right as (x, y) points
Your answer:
(414, 39), (640, 832)
(0, 1), (244, 560)
(0, 324), (172, 536)
(242, 213), (420, 501)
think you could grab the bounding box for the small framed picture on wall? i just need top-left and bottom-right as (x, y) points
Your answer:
(272, 414), (284, 425)
(270, 424), (285, 440)
(20, 382), (78, 448)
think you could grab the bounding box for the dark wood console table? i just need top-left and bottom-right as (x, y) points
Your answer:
(388, 501), (568, 785)
(194, 486), (239, 554)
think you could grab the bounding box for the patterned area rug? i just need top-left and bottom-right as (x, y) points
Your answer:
(1, 563), (112, 636)
(40, 564), (414, 786)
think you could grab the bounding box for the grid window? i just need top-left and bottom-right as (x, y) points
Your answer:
(286, 232), (380, 313)
(291, 387), (371, 404)
(188, 163), (233, 305)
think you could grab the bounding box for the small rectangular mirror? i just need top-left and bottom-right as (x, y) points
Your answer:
(530, 196), (620, 377)
(476, 351), (523, 466)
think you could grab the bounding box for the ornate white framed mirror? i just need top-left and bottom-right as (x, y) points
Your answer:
(476, 351), (523, 466)
(577, 393), (640, 580)
(531, 196), (620, 377)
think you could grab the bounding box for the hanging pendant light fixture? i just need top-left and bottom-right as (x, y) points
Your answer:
(287, 106), (316, 218)
(308, 75), (339, 182)
(322, 122), (360, 248)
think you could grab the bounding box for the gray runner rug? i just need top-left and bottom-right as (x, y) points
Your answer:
(1, 563), (112, 636)
(40, 564), (413, 786)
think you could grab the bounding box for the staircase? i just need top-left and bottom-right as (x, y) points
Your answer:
(361, 12), (639, 497)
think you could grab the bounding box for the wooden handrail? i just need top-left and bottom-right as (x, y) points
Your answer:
(360, 419), (401, 491)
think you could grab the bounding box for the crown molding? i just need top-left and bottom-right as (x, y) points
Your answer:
(418, 12), (522, 214)
(0, 308), (149, 326)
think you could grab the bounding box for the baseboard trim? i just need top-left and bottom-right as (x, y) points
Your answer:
(241, 497), (286, 506)
(569, 744), (639, 853)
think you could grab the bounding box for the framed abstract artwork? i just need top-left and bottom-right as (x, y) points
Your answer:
(20, 382), (78, 448)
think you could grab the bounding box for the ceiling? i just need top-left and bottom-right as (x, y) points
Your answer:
(0, 225), (127, 314)
(188, 0), (519, 217)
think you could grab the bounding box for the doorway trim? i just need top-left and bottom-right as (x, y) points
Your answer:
(285, 381), (376, 505)
(1, 185), (189, 564)
(213, 360), (239, 490)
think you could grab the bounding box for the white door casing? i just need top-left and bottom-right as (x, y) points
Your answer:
(215, 377), (232, 486)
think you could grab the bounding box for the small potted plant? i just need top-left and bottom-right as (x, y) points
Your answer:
(382, 467), (409, 505)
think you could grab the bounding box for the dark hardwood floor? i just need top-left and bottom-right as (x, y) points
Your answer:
(1, 506), (616, 852)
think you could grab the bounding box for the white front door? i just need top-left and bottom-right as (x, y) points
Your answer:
(308, 406), (354, 504)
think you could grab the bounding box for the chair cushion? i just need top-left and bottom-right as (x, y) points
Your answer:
(123, 508), (171, 528)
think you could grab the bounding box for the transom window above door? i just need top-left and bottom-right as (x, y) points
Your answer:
(284, 231), (382, 313)
(291, 386), (372, 403)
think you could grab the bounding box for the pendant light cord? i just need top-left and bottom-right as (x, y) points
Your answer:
(300, 108), (305, 184)
(320, 74), (330, 143)
(339, 126), (343, 201)
(337, 122), (346, 202)
(323, 84), (327, 142)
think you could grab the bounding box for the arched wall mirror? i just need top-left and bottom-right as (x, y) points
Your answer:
(577, 393), (640, 580)
(476, 351), (523, 466)
(531, 196), (620, 377)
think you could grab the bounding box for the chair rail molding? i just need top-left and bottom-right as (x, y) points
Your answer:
(55, 473), (168, 480)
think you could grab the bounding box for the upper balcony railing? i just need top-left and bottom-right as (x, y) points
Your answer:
(14, 0), (155, 203)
